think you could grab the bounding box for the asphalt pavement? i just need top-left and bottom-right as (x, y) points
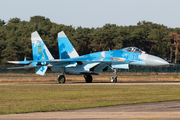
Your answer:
(1, 101), (180, 120)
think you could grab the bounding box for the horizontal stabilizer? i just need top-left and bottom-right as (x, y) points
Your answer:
(35, 66), (48, 75)
(7, 65), (37, 69)
(7, 61), (31, 65)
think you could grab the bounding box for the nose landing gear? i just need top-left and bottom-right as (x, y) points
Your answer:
(111, 69), (117, 83)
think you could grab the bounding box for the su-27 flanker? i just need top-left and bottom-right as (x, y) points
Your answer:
(8, 31), (169, 83)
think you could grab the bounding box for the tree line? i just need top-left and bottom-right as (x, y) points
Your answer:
(0, 15), (180, 64)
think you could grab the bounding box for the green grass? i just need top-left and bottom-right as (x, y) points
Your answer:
(0, 85), (180, 114)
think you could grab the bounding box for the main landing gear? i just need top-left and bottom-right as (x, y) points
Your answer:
(57, 67), (117, 83)
(84, 74), (93, 83)
(57, 75), (66, 84)
(57, 67), (66, 84)
(111, 69), (117, 83)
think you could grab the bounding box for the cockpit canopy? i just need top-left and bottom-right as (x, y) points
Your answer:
(122, 47), (145, 53)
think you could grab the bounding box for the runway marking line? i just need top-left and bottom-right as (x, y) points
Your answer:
(90, 113), (180, 120)
(132, 113), (180, 120)
(90, 118), (131, 120)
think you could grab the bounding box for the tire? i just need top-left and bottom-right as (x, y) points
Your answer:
(84, 74), (92, 83)
(111, 76), (117, 83)
(114, 77), (117, 83)
(57, 75), (66, 84)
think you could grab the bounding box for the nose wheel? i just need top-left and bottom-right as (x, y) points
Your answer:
(111, 76), (117, 83)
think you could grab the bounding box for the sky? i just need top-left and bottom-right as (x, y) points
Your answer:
(0, 0), (180, 28)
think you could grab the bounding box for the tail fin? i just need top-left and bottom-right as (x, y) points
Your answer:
(31, 31), (54, 61)
(58, 31), (79, 59)
(31, 31), (54, 75)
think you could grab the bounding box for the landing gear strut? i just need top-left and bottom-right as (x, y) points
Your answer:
(84, 74), (92, 83)
(111, 69), (117, 83)
(57, 75), (66, 84)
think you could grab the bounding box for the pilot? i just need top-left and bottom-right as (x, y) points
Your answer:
(131, 48), (134, 52)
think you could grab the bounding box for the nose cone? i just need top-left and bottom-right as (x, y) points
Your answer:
(146, 55), (169, 66)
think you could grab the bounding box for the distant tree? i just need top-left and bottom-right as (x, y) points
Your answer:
(0, 17), (177, 64)
(91, 24), (117, 52)
(30, 16), (50, 24)
(1, 38), (18, 61)
(169, 32), (180, 63)
(0, 19), (5, 26)
(8, 17), (21, 24)
(72, 27), (91, 55)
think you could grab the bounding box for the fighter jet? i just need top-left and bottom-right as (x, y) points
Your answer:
(8, 31), (169, 83)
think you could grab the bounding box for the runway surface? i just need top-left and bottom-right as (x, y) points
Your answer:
(1, 82), (180, 86)
(1, 101), (180, 120)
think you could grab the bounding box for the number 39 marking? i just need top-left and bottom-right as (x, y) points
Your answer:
(132, 55), (138, 60)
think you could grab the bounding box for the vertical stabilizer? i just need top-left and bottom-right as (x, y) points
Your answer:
(31, 31), (54, 61)
(58, 31), (79, 59)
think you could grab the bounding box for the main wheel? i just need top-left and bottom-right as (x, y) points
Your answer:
(57, 75), (66, 84)
(84, 74), (92, 83)
(114, 77), (117, 83)
(111, 76), (117, 83)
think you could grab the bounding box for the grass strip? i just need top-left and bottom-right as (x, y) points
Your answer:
(0, 85), (180, 114)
